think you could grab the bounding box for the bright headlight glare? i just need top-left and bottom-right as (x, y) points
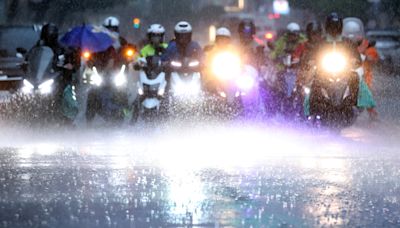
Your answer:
(38, 79), (54, 94)
(114, 73), (126, 87)
(158, 88), (165, 96)
(236, 75), (254, 90)
(90, 67), (102, 86)
(189, 60), (200, 67)
(114, 65), (127, 87)
(138, 87), (144, 95)
(322, 52), (347, 74)
(22, 79), (34, 94)
(171, 61), (182, 67)
(212, 52), (241, 80)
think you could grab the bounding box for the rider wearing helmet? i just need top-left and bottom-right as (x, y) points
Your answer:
(307, 13), (376, 119)
(102, 16), (128, 50)
(237, 19), (265, 69)
(203, 27), (236, 92)
(139, 24), (168, 58)
(161, 21), (203, 63)
(342, 18), (379, 120)
(32, 23), (80, 114)
(270, 22), (307, 70)
(204, 27), (233, 53)
(35, 23), (79, 73)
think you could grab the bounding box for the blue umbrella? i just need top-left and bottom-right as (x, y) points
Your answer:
(60, 25), (113, 53)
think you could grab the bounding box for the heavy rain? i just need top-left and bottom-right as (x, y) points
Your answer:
(0, 0), (400, 227)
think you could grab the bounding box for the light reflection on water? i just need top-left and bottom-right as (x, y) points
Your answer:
(0, 124), (399, 227)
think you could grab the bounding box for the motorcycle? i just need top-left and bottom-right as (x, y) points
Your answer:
(12, 46), (78, 123)
(277, 53), (303, 117)
(308, 45), (360, 127)
(82, 53), (129, 122)
(207, 51), (258, 116)
(133, 56), (167, 121)
(168, 57), (203, 115)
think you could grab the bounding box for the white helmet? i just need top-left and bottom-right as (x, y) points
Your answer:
(174, 21), (192, 33)
(147, 24), (165, 34)
(342, 18), (364, 40)
(147, 24), (165, 45)
(216, 27), (231, 38)
(103, 16), (120, 28)
(287, 22), (301, 33)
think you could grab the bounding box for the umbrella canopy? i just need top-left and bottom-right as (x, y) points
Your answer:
(60, 25), (113, 53)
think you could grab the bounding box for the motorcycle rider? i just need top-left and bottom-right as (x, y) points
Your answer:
(308, 12), (368, 120)
(269, 22), (306, 115)
(237, 19), (265, 69)
(33, 23), (79, 91)
(342, 19), (379, 120)
(102, 16), (128, 50)
(203, 27), (236, 92)
(270, 22), (307, 71)
(139, 24), (168, 58)
(162, 21), (203, 63)
(102, 16), (136, 67)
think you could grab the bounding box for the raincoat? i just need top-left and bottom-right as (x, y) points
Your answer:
(139, 43), (168, 58)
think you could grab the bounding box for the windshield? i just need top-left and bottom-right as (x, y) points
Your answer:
(26, 46), (54, 83)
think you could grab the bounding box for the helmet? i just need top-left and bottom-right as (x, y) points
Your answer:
(215, 27), (231, 46)
(216, 27), (231, 38)
(287, 22), (301, 33)
(147, 24), (165, 45)
(306, 21), (322, 40)
(148, 24), (165, 34)
(103, 16), (120, 32)
(174, 21), (192, 46)
(342, 18), (364, 41)
(238, 19), (256, 41)
(40, 23), (59, 46)
(325, 12), (343, 37)
(174, 21), (192, 33)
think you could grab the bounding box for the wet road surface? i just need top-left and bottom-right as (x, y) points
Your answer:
(0, 121), (400, 228)
(0, 74), (400, 227)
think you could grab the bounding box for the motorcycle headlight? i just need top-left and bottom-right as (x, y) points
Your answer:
(236, 75), (255, 90)
(212, 52), (241, 80)
(138, 87), (144, 95)
(321, 52), (347, 74)
(22, 79), (34, 94)
(171, 61), (182, 68)
(157, 87), (165, 96)
(189, 60), (200, 67)
(38, 79), (54, 95)
(90, 67), (102, 86)
(114, 65), (127, 87)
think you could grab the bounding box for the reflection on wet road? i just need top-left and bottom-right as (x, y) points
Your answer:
(0, 123), (400, 227)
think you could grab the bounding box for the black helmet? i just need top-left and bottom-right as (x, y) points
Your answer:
(238, 19), (256, 41)
(325, 12), (343, 37)
(40, 23), (59, 46)
(306, 21), (323, 40)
